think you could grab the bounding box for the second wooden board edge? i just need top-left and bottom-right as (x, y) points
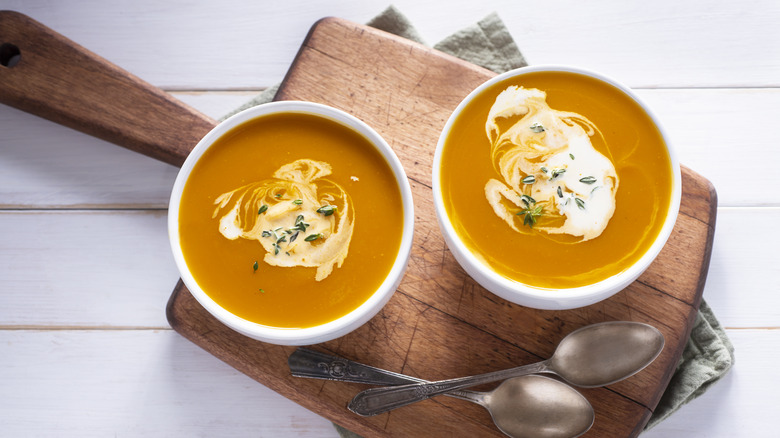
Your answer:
(680, 165), (718, 310)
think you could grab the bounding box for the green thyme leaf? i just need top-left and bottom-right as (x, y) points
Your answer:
(293, 221), (310, 232)
(569, 153), (575, 160)
(517, 205), (543, 227)
(575, 198), (586, 210)
(557, 186), (563, 198)
(292, 199), (303, 205)
(551, 168), (566, 180)
(316, 205), (338, 216)
(261, 231), (271, 238)
(520, 194), (536, 206)
(259, 288), (265, 293)
(540, 166), (549, 174)
(258, 204), (268, 214)
(304, 233), (322, 242)
(273, 243), (280, 255)
(253, 261), (258, 272)
(274, 193), (282, 198)
(295, 214), (304, 225)
(290, 231), (299, 243)
(522, 175), (536, 184)
(529, 122), (545, 133)
(579, 176), (597, 184)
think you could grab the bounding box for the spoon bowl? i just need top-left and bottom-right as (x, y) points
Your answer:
(473, 375), (594, 438)
(551, 321), (666, 387)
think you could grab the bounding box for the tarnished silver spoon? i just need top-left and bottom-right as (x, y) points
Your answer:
(348, 321), (664, 416)
(289, 348), (594, 438)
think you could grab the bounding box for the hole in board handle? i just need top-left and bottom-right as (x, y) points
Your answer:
(0, 43), (21, 67)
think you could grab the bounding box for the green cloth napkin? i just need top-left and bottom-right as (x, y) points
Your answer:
(224, 5), (735, 434)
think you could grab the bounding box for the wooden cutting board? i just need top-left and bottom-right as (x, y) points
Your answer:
(166, 18), (715, 437)
(0, 12), (714, 438)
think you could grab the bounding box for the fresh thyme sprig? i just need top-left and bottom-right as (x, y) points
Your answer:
(260, 213), (319, 256)
(516, 195), (543, 227)
(518, 205), (543, 227)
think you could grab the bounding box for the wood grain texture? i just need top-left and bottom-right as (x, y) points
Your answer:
(0, 11), (216, 166)
(167, 18), (716, 437)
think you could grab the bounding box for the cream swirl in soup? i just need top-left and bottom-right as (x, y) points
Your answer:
(484, 86), (619, 242)
(213, 159), (354, 281)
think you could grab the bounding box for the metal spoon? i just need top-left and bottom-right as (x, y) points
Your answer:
(289, 348), (594, 438)
(348, 321), (664, 416)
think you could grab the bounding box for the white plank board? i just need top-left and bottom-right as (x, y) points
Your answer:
(636, 88), (780, 208)
(2, 89), (779, 208)
(0, 329), (339, 437)
(0, 210), (177, 328)
(701, 207), (780, 327)
(644, 329), (778, 438)
(1, 208), (777, 329)
(0, 0), (777, 89)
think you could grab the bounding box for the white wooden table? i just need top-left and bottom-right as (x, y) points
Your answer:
(1, 1), (778, 436)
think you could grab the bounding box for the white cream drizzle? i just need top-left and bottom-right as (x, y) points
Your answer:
(213, 159), (354, 281)
(484, 86), (619, 241)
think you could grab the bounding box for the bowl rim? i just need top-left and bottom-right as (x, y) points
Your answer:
(431, 64), (682, 308)
(168, 101), (415, 344)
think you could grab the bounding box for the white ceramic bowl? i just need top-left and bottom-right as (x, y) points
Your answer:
(432, 65), (681, 310)
(169, 101), (415, 345)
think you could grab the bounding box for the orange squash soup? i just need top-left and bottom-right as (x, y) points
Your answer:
(178, 112), (403, 328)
(439, 71), (673, 289)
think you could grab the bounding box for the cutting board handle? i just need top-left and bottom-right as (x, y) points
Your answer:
(0, 10), (216, 167)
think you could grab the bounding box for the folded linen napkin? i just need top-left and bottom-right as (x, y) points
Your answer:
(223, 5), (735, 434)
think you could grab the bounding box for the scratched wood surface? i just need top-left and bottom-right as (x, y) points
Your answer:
(166, 18), (716, 437)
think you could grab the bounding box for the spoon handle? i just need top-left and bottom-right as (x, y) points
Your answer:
(288, 348), (480, 402)
(348, 360), (549, 416)
(288, 348), (426, 386)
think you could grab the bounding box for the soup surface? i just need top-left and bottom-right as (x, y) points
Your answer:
(439, 71), (673, 289)
(179, 112), (403, 328)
